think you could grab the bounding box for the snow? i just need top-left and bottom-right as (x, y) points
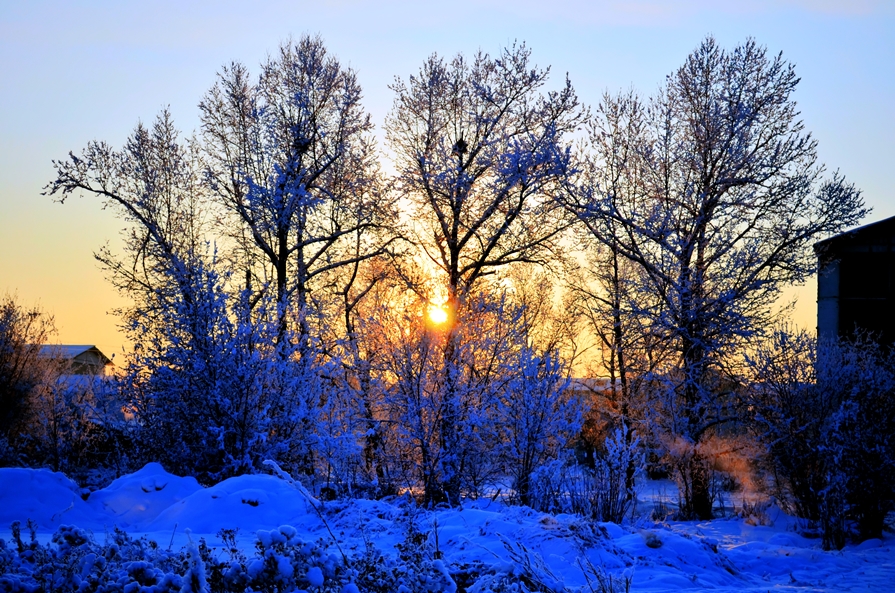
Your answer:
(85, 462), (201, 529)
(144, 474), (318, 534)
(1, 463), (893, 591)
(306, 565), (324, 587)
(0, 467), (96, 529)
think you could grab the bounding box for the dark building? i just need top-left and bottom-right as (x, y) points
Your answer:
(815, 215), (895, 345)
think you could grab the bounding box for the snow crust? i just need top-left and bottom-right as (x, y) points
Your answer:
(1, 464), (892, 591)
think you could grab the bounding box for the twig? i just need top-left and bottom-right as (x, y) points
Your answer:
(168, 522), (178, 551)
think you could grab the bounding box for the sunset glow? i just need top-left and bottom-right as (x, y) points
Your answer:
(0, 6), (893, 588)
(428, 304), (449, 325)
(1, 4), (890, 355)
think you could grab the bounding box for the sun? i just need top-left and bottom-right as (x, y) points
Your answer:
(427, 304), (449, 325)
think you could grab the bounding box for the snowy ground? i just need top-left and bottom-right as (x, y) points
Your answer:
(1, 464), (892, 591)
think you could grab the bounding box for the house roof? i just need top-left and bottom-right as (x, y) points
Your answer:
(814, 214), (895, 253)
(38, 345), (112, 365)
(566, 377), (613, 392)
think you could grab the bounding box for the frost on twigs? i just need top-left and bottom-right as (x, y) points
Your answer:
(263, 459), (320, 507)
(0, 521), (467, 593)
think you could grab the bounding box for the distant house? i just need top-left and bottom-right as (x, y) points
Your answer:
(38, 345), (126, 423)
(38, 345), (114, 376)
(815, 215), (895, 345)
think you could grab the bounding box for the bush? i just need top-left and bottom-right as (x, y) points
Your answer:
(747, 330), (895, 549)
(0, 295), (58, 458)
(0, 520), (464, 593)
(529, 427), (642, 523)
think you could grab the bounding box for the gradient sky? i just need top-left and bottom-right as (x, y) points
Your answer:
(1, 0), (893, 359)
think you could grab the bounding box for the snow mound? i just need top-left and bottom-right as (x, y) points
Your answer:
(0, 467), (98, 530)
(86, 462), (201, 529)
(144, 473), (318, 534)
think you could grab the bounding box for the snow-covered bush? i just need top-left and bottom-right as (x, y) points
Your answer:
(818, 339), (895, 546)
(374, 297), (457, 504)
(747, 330), (895, 549)
(527, 458), (572, 515)
(497, 347), (580, 507)
(0, 520), (185, 593)
(315, 384), (370, 498)
(745, 329), (825, 523)
(528, 427), (641, 523)
(346, 513), (457, 593)
(0, 521), (465, 593)
(118, 254), (320, 484)
(375, 292), (574, 506)
(587, 427), (642, 523)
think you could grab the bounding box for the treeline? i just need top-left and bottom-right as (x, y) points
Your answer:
(1, 35), (890, 549)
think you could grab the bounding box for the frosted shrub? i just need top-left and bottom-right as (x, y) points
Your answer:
(0, 521), (466, 593)
(316, 374), (369, 498)
(586, 427), (642, 523)
(116, 267), (325, 485)
(747, 330), (895, 549)
(528, 427), (642, 523)
(238, 526), (345, 592)
(528, 458), (575, 515)
(746, 329), (826, 528)
(820, 350), (895, 545)
(0, 521), (186, 593)
(498, 347), (580, 508)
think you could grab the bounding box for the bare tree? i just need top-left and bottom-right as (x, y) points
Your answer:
(567, 92), (674, 500)
(386, 43), (585, 503)
(0, 294), (58, 449)
(386, 43), (584, 312)
(568, 37), (868, 519)
(46, 111), (320, 481)
(47, 110), (209, 315)
(200, 35), (397, 351)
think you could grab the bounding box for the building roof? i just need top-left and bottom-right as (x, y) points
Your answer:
(566, 377), (614, 392)
(38, 345), (112, 366)
(814, 214), (895, 254)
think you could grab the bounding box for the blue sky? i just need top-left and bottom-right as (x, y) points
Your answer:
(1, 0), (893, 356)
